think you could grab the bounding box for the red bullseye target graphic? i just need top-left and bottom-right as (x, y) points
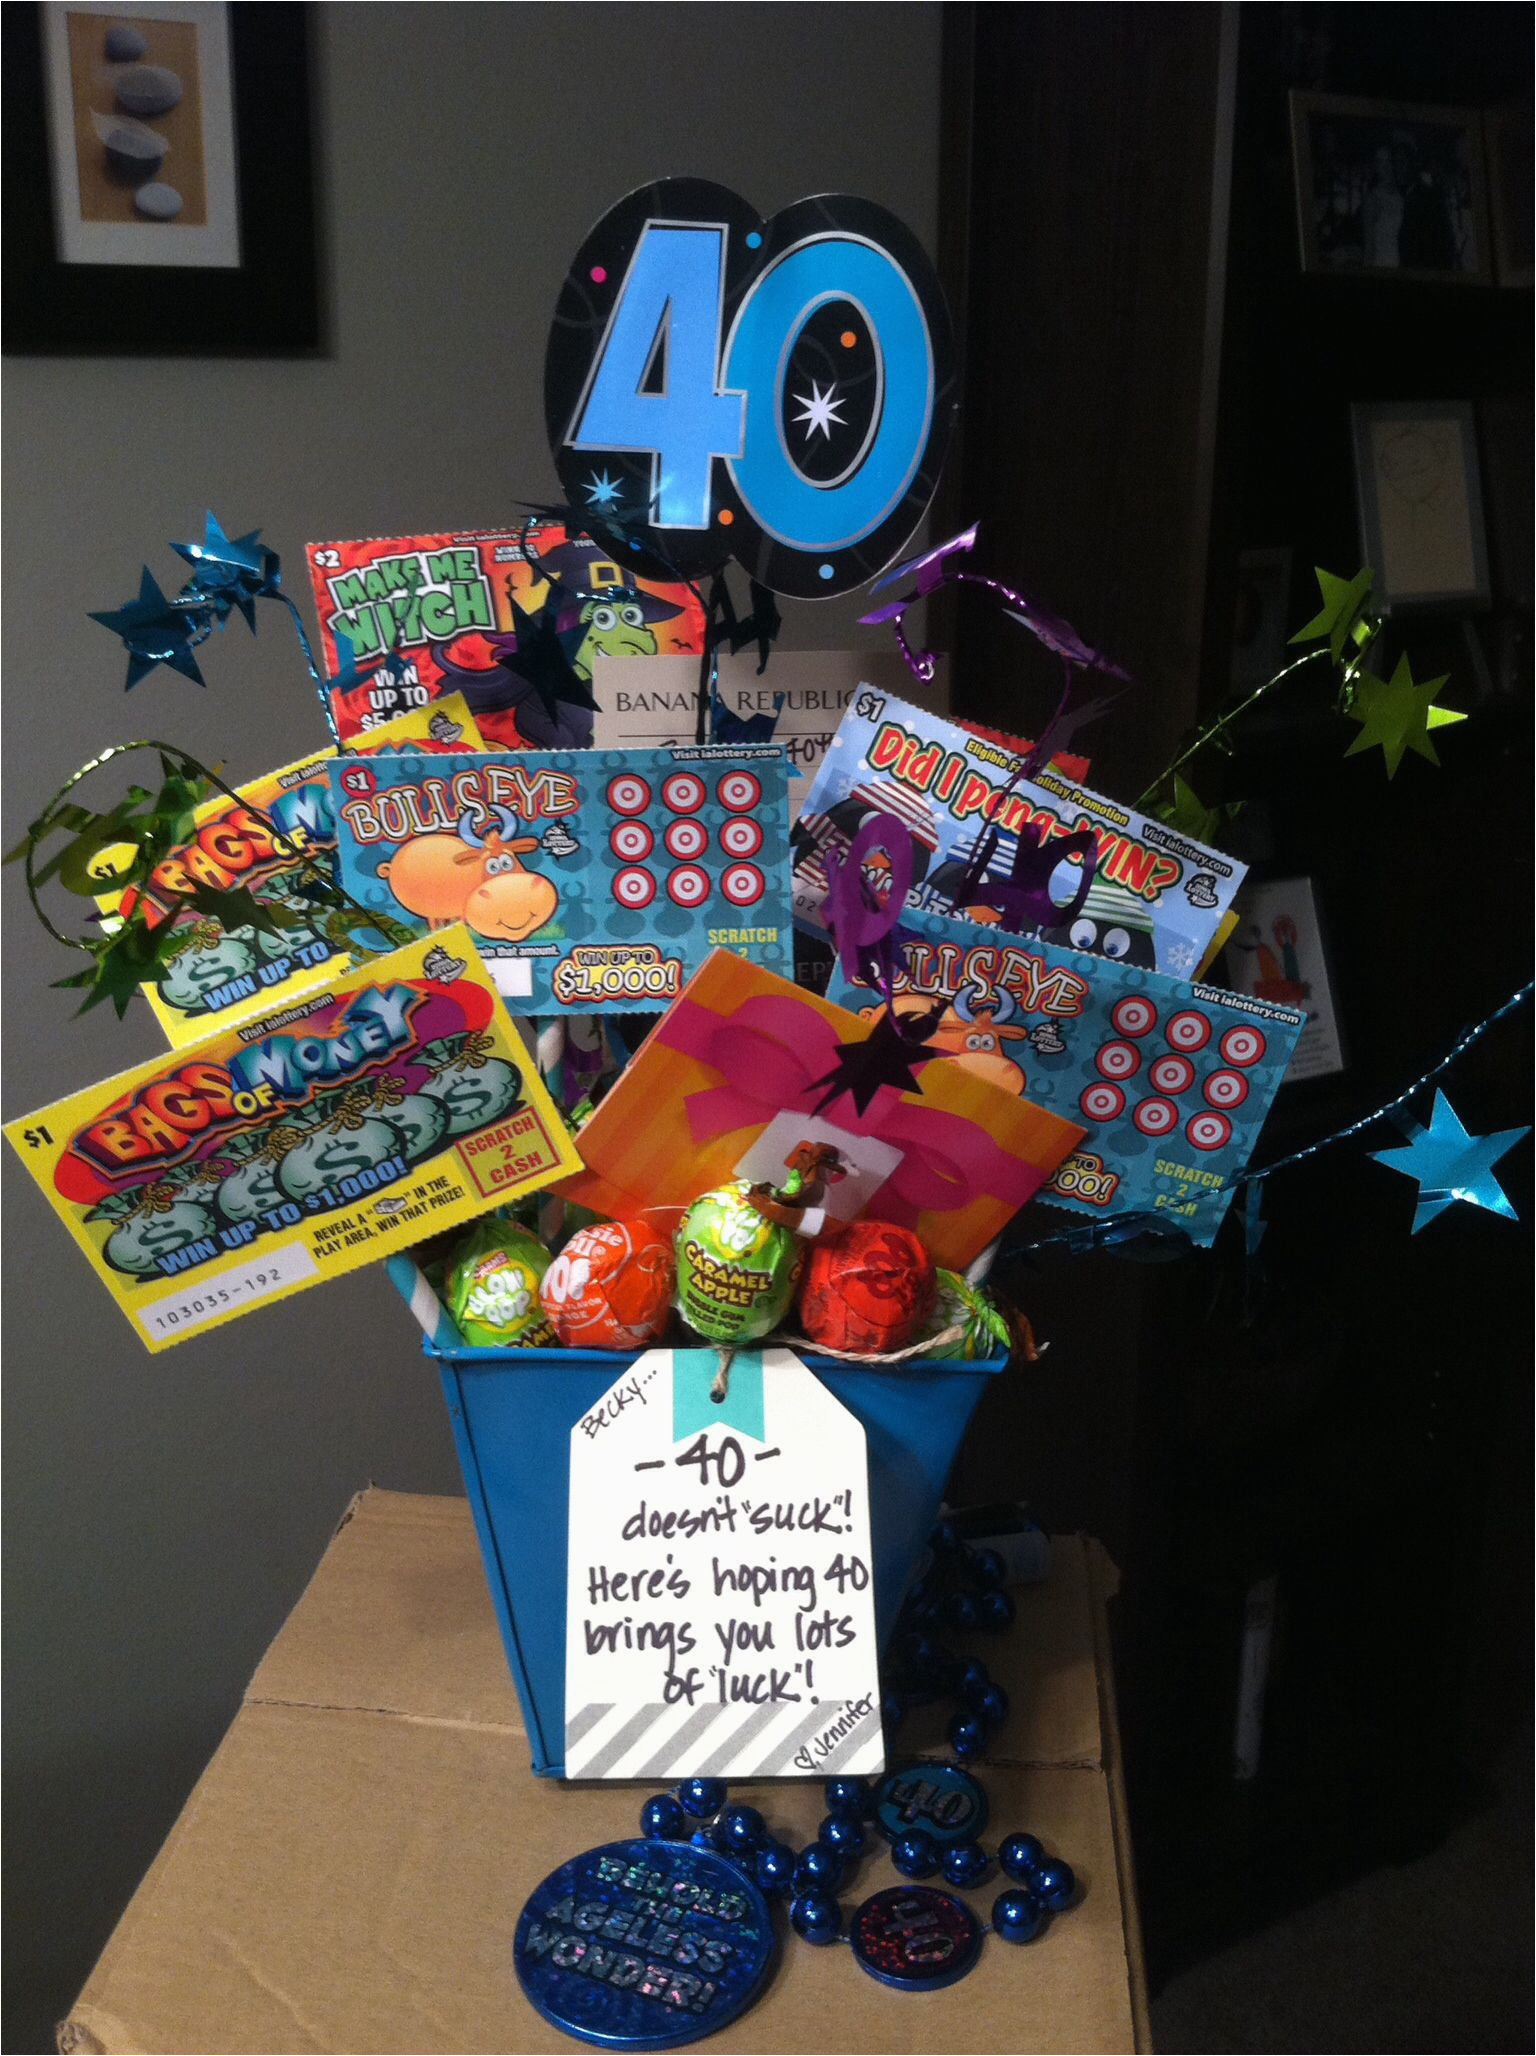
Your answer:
(606, 772), (651, 815)
(1133, 1096), (1179, 1138)
(1187, 1111), (1233, 1152)
(1096, 1041), (1141, 1081)
(717, 770), (761, 811)
(613, 866), (656, 909)
(667, 864), (711, 907)
(1111, 996), (1157, 1038)
(1220, 1024), (1267, 1067)
(662, 771), (707, 813)
(721, 863), (766, 907)
(1204, 1069), (1249, 1110)
(610, 820), (653, 862)
(720, 815), (763, 858)
(664, 818), (709, 860)
(1080, 1082), (1125, 1123)
(1165, 1010), (1211, 1053)
(1149, 1054), (1197, 1095)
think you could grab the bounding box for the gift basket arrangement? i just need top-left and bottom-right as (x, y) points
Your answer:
(9, 179), (1527, 2045)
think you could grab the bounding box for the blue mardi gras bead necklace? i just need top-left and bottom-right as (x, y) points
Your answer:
(515, 1522), (1079, 2044)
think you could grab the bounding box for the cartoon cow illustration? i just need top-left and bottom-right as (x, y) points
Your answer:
(378, 806), (559, 941)
(857, 988), (1032, 1097)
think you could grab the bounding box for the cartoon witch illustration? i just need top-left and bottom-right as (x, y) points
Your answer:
(427, 535), (686, 748)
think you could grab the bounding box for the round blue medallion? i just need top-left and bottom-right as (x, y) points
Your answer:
(514, 1837), (776, 2050)
(850, 1884), (982, 1991)
(874, 1761), (989, 1848)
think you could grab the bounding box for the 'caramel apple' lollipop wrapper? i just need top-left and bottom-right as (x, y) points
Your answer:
(675, 1180), (803, 1344)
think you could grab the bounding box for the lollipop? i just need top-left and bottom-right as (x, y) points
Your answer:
(447, 1219), (555, 1347)
(798, 1220), (936, 1355)
(541, 1217), (674, 1350)
(919, 1269), (1014, 1361)
(675, 1181), (803, 1344)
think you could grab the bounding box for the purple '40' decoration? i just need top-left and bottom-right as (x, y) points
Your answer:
(814, 814), (948, 1116)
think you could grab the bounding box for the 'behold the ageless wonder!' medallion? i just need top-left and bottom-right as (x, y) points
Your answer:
(514, 1838), (776, 2049)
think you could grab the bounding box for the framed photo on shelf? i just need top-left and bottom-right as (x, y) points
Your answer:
(1225, 877), (1346, 1085)
(1351, 400), (1490, 613)
(1289, 90), (1492, 286)
(3, 1), (319, 354)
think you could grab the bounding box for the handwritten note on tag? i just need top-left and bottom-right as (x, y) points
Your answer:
(564, 1347), (884, 1782)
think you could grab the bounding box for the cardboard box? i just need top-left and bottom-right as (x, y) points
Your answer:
(61, 1492), (1151, 2054)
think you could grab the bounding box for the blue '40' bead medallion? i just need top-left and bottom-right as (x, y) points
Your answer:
(514, 1838), (776, 2050)
(874, 1761), (989, 1849)
(849, 1884), (983, 1991)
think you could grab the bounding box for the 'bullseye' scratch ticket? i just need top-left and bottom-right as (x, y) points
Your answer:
(5, 929), (579, 1352)
(330, 746), (793, 1014)
(825, 901), (1304, 1243)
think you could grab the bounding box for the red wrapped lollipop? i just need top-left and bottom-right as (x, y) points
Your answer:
(797, 1220), (937, 1355)
(540, 1216), (675, 1350)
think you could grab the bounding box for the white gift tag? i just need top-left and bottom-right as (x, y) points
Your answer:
(564, 1346), (884, 1782)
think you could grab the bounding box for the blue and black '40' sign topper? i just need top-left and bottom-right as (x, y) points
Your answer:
(545, 179), (957, 601)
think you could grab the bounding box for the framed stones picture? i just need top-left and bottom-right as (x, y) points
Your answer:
(3, 2), (318, 354)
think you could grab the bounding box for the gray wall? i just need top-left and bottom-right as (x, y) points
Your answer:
(1, 5), (941, 2043)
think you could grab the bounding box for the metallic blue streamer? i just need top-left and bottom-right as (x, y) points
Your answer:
(1003, 980), (1533, 1260)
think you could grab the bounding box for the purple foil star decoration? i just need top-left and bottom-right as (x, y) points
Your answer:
(858, 526), (981, 682)
(861, 524), (981, 617)
(859, 522), (1132, 771)
(1002, 603), (1130, 680)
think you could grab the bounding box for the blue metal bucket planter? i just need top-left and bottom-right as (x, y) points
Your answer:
(424, 1331), (1005, 1776)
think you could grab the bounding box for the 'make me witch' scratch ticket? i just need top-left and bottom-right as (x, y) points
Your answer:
(5, 929), (579, 1353)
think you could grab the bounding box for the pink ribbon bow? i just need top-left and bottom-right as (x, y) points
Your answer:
(656, 991), (1056, 1232)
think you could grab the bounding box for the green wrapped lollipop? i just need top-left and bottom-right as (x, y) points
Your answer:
(675, 1180), (804, 1344)
(447, 1218), (556, 1348)
(922, 1268), (1013, 1360)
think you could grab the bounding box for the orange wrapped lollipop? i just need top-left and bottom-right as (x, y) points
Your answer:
(540, 1216), (675, 1350)
(797, 1219), (936, 1355)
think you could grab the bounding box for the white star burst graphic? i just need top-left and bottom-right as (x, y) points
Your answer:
(583, 468), (623, 508)
(792, 381), (847, 443)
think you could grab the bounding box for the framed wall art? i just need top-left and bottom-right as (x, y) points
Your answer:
(1225, 875), (1346, 1085)
(1290, 91), (1492, 286)
(3, 1), (319, 354)
(1351, 400), (1491, 612)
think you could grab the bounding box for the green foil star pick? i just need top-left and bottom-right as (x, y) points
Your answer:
(1156, 774), (1236, 846)
(1290, 566), (1375, 664)
(1370, 1091), (1529, 1233)
(1344, 654), (1465, 777)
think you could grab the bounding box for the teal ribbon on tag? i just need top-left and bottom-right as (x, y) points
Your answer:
(673, 1348), (766, 1444)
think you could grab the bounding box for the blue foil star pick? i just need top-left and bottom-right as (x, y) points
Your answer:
(1370, 1090), (1529, 1232)
(171, 513), (280, 629)
(89, 568), (209, 689)
(326, 627), (380, 697)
